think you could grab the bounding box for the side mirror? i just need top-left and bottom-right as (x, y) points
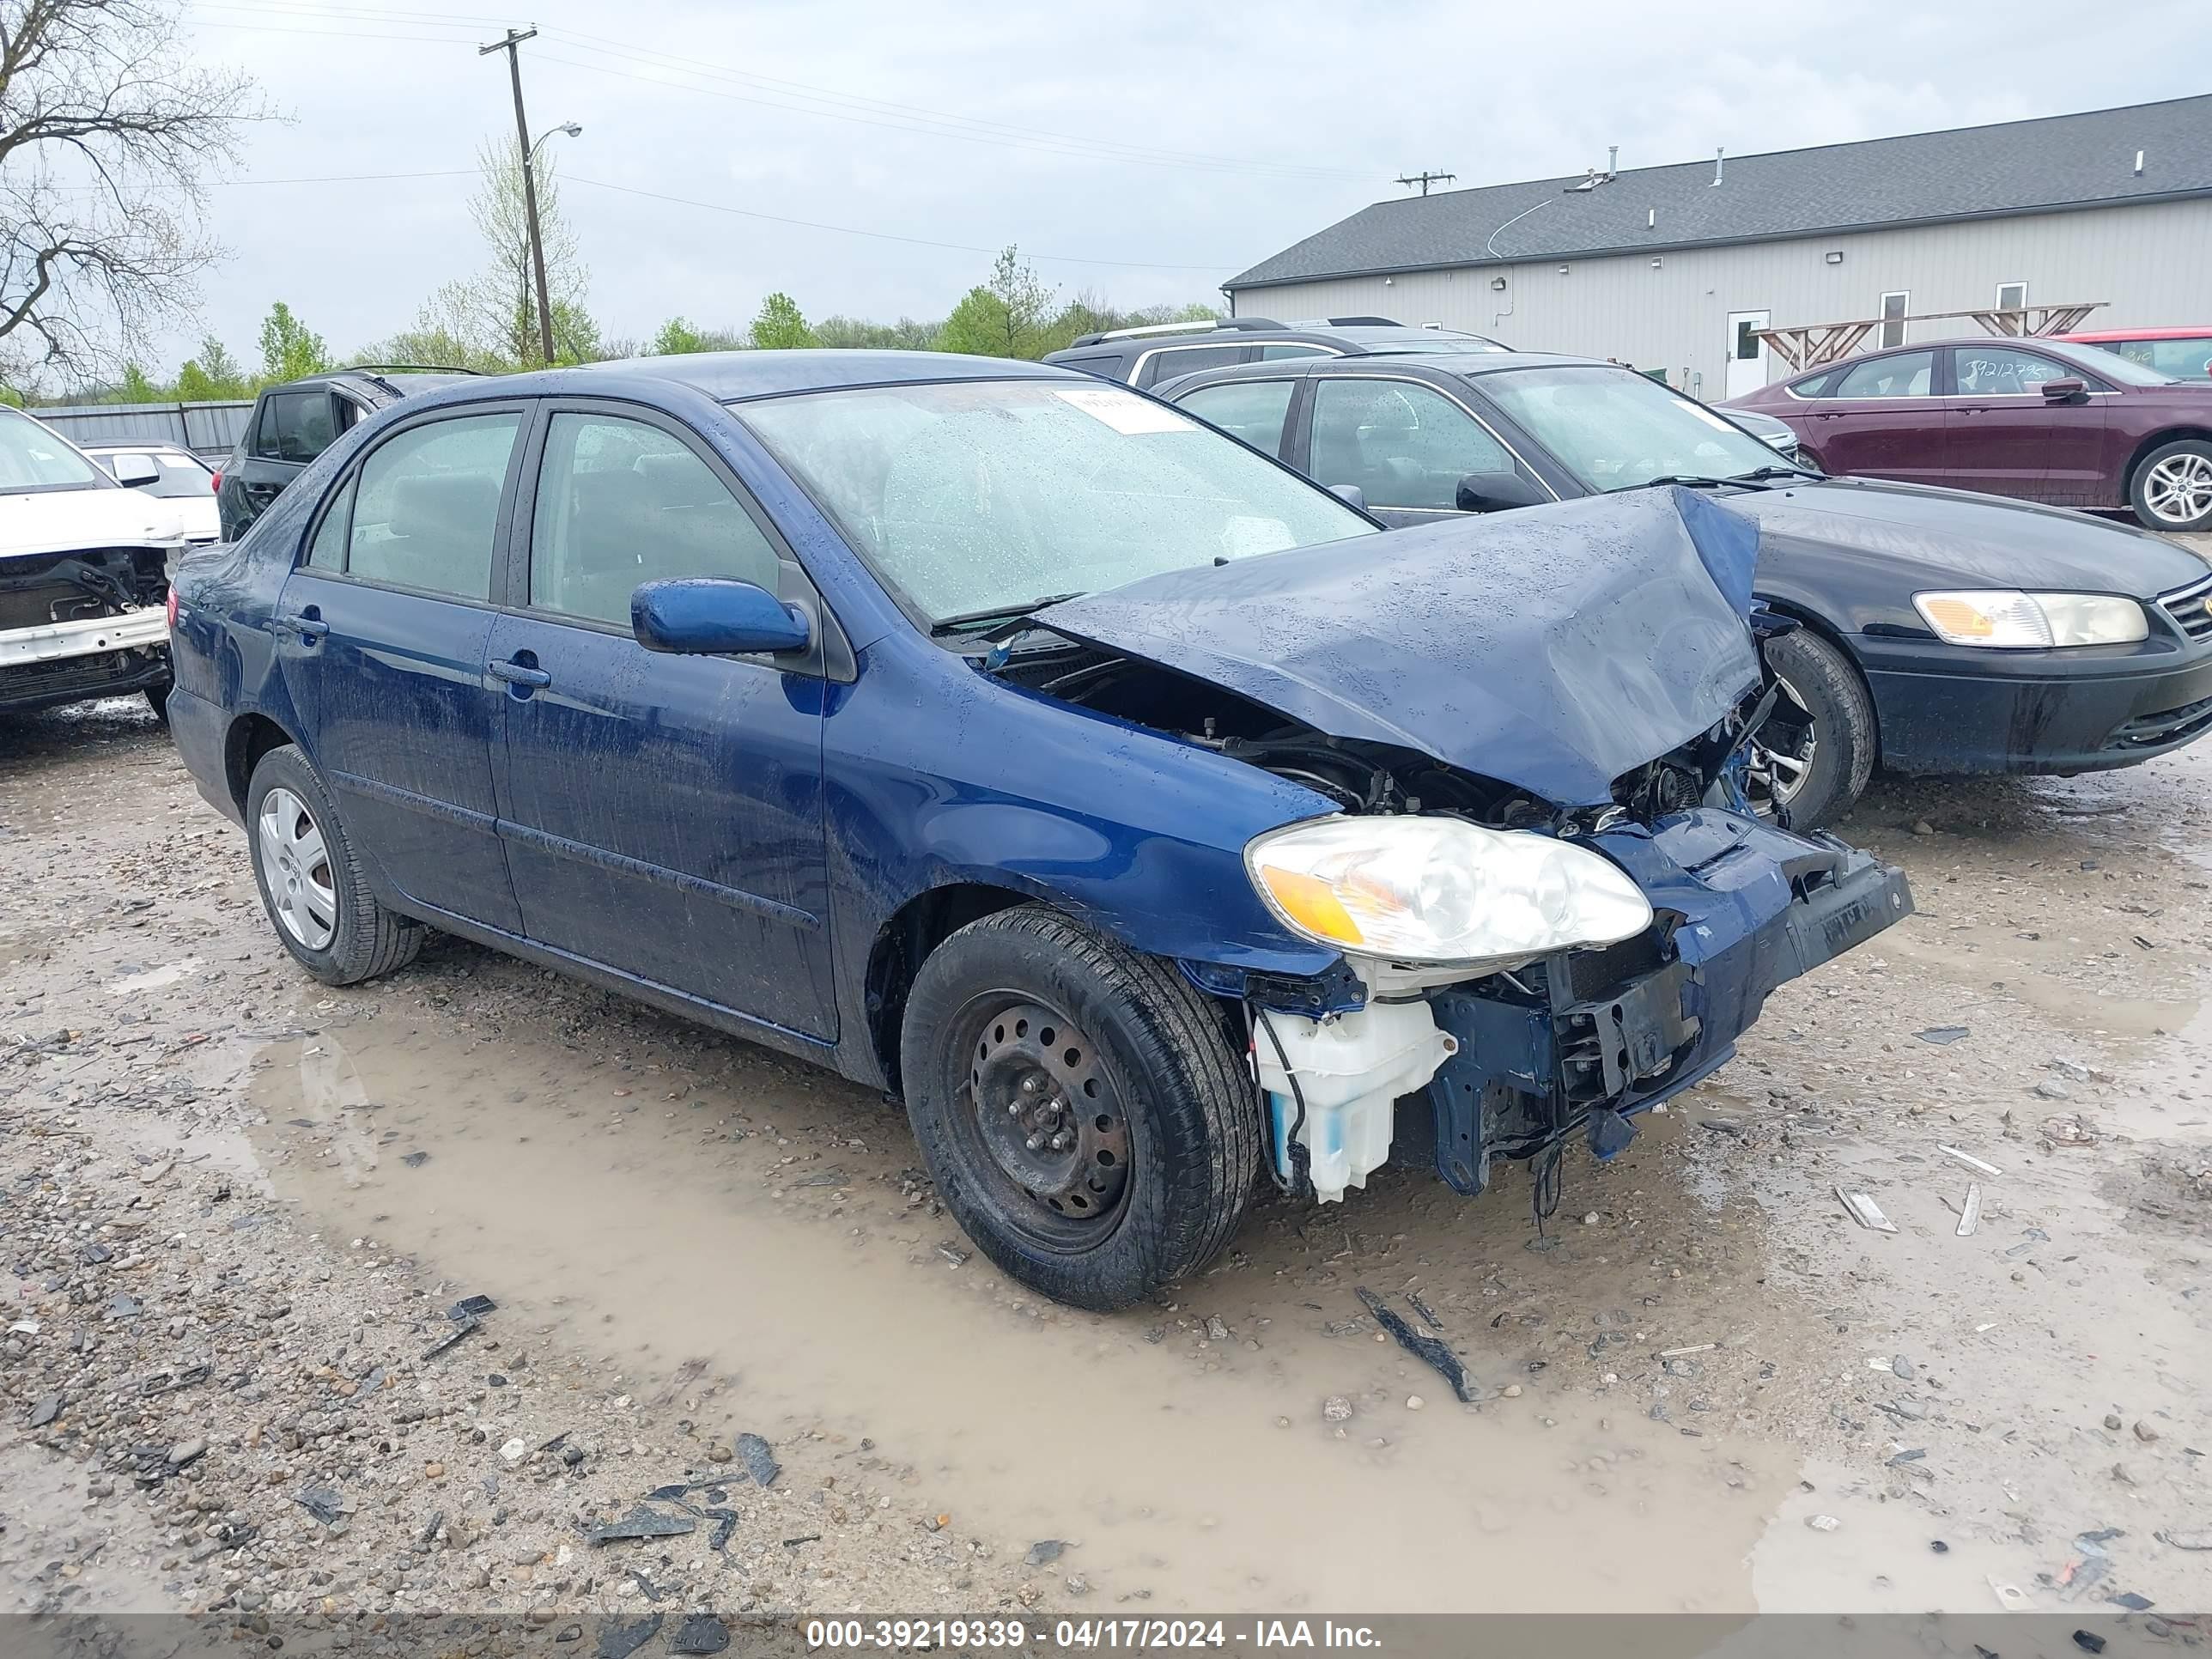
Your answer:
(1455, 471), (1548, 513)
(1327, 483), (1367, 511)
(2040, 377), (2087, 402)
(632, 578), (811, 656)
(112, 453), (162, 489)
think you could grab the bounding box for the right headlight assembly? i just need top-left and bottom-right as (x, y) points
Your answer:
(1245, 814), (1653, 969)
(1913, 589), (2148, 647)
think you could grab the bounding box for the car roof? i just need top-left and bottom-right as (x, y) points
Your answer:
(82, 439), (198, 454)
(404, 349), (1085, 408)
(2057, 327), (2212, 341)
(1155, 349), (1614, 393)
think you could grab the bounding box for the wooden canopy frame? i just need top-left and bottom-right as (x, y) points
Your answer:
(1754, 302), (2107, 373)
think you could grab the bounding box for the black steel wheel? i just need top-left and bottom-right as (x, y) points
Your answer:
(899, 905), (1261, 1311)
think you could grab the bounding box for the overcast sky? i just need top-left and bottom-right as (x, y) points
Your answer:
(169, 0), (2209, 368)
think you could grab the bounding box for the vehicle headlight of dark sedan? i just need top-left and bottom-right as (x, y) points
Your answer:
(1913, 589), (2151, 647)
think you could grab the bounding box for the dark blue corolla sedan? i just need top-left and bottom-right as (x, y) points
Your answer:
(166, 351), (1911, 1310)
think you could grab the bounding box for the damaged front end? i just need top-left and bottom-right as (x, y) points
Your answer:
(985, 487), (1914, 1206)
(0, 546), (173, 713)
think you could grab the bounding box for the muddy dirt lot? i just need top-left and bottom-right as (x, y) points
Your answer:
(3, 696), (2209, 1632)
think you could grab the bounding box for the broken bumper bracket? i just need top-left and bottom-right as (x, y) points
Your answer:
(1421, 810), (1912, 1196)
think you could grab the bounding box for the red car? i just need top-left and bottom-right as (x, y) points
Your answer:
(2058, 326), (2212, 383)
(1726, 336), (2212, 532)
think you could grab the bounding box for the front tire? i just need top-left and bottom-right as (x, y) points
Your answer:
(1751, 629), (1875, 831)
(2130, 439), (2212, 532)
(246, 745), (422, 986)
(899, 906), (1261, 1312)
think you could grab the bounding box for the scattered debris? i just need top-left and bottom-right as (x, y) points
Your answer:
(448, 1294), (497, 1319)
(499, 1436), (529, 1463)
(670, 1613), (730, 1655)
(1957, 1183), (1983, 1237)
(1406, 1291), (1445, 1330)
(1836, 1189), (1898, 1232)
(1322, 1395), (1352, 1423)
(2042, 1115), (2099, 1146)
(295, 1485), (343, 1527)
(1989, 1577), (2033, 1612)
(421, 1316), (481, 1360)
(2108, 1593), (2154, 1612)
(1915, 1026), (1971, 1046)
(598, 1616), (665, 1659)
(27, 1394), (61, 1428)
(1024, 1540), (1068, 1567)
(2154, 1529), (2212, 1551)
(1939, 1146), (2002, 1177)
(733, 1432), (780, 1487)
(1806, 1514), (1840, 1532)
(1354, 1286), (1476, 1403)
(2072, 1632), (2106, 1656)
(586, 1508), (697, 1546)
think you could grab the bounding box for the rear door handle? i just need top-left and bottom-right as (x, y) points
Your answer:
(487, 659), (551, 688)
(278, 610), (327, 642)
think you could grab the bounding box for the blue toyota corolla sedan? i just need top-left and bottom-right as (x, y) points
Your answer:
(166, 350), (1911, 1310)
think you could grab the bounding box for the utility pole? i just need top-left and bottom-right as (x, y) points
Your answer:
(480, 27), (556, 365)
(1395, 170), (1456, 197)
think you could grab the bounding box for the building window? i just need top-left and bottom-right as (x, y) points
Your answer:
(1878, 291), (1910, 349)
(1996, 282), (2028, 330)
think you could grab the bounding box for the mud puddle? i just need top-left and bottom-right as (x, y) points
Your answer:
(243, 1012), (1816, 1613)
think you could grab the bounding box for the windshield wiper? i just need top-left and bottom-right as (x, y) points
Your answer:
(1734, 463), (1824, 482)
(928, 592), (1085, 637)
(1632, 466), (1812, 493)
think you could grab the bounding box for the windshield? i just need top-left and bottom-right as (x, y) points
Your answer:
(0, 408), (107, 493)
(1479, 365), (1789, 491)
(737, 379), (1377, 625)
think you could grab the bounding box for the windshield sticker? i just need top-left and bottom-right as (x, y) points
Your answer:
(1048, 385), (1195, 435)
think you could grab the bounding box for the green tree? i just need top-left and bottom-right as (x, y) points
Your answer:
(934, 246), (1058, 360)
(258, 302), (331, 382)
(749, 292), (816, 350)
(117, 362), (163, 402)
(432, 134), (596, 368)
(813, 313), (939, 350)
(175, 333), (248, 400)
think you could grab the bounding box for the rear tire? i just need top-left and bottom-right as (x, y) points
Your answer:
(245, 744), (422, 986)
(899, 905), (1261, 1312)
(2129, 438), (2212, 532)
(1753, 629), (1875, 831)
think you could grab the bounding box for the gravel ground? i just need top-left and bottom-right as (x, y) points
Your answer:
(3, 691), (2209, 1635)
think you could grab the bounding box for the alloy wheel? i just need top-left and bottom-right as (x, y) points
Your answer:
(257, 786), (338, 951)
(2144, 452), (2212, 526)
(1747, 673), (1818, 817)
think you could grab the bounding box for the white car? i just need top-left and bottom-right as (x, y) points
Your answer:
(82, 441), (222, 544)
(1, 406), (191, 720)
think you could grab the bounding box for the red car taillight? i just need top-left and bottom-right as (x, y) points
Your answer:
(166, 587), (179, 630)
(210, 470), (222, 493)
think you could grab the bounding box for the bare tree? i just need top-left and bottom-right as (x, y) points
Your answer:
(433, 134), (597, 367)
(0, 0), (263, 386)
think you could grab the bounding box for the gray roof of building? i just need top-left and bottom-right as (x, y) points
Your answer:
(1228, 94), (2212, 289)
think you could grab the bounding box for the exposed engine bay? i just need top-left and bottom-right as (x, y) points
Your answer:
(985, 625), (1911, 1212)
(0, 546), (173, 711)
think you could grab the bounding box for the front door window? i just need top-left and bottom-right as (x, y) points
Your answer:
(1308, 379), (1514, 511)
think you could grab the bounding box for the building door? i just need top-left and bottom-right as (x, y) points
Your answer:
(1724, 311), (1770, 398)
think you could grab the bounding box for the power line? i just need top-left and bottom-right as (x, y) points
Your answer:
(1396, 169), (1456, 196)
(562, 175), (1236, 271)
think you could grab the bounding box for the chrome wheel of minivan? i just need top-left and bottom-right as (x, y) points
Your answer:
(256, 786), (338, 950)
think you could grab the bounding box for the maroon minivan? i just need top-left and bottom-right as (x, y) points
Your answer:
(1726, 337), (2212, 532)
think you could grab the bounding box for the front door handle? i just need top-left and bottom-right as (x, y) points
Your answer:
(488, 658), (551, 689)
(278, 607), (327, 642)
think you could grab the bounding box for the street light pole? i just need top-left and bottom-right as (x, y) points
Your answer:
(479, 27), (556, 366)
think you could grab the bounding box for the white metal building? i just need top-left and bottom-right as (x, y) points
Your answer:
(1223, 96), (2212, 402)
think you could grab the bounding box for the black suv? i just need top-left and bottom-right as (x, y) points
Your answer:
(216, 365), (481, 540)
(1042, 315), (1510, 390)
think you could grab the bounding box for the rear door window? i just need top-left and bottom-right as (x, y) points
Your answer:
(254, 392), (341, 464)
(1308, 378), (1516, 510)
(1832, 352), (1935, 398)
(345, 413), (521, 600)
(1172, 380), (1297, 458)
(1138, 344), (1249, 387)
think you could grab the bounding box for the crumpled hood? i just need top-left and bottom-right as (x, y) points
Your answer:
(0, 484), (188, 561)
(1731, 475), (2212, 595)
(1041, 486), (1764, 807)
